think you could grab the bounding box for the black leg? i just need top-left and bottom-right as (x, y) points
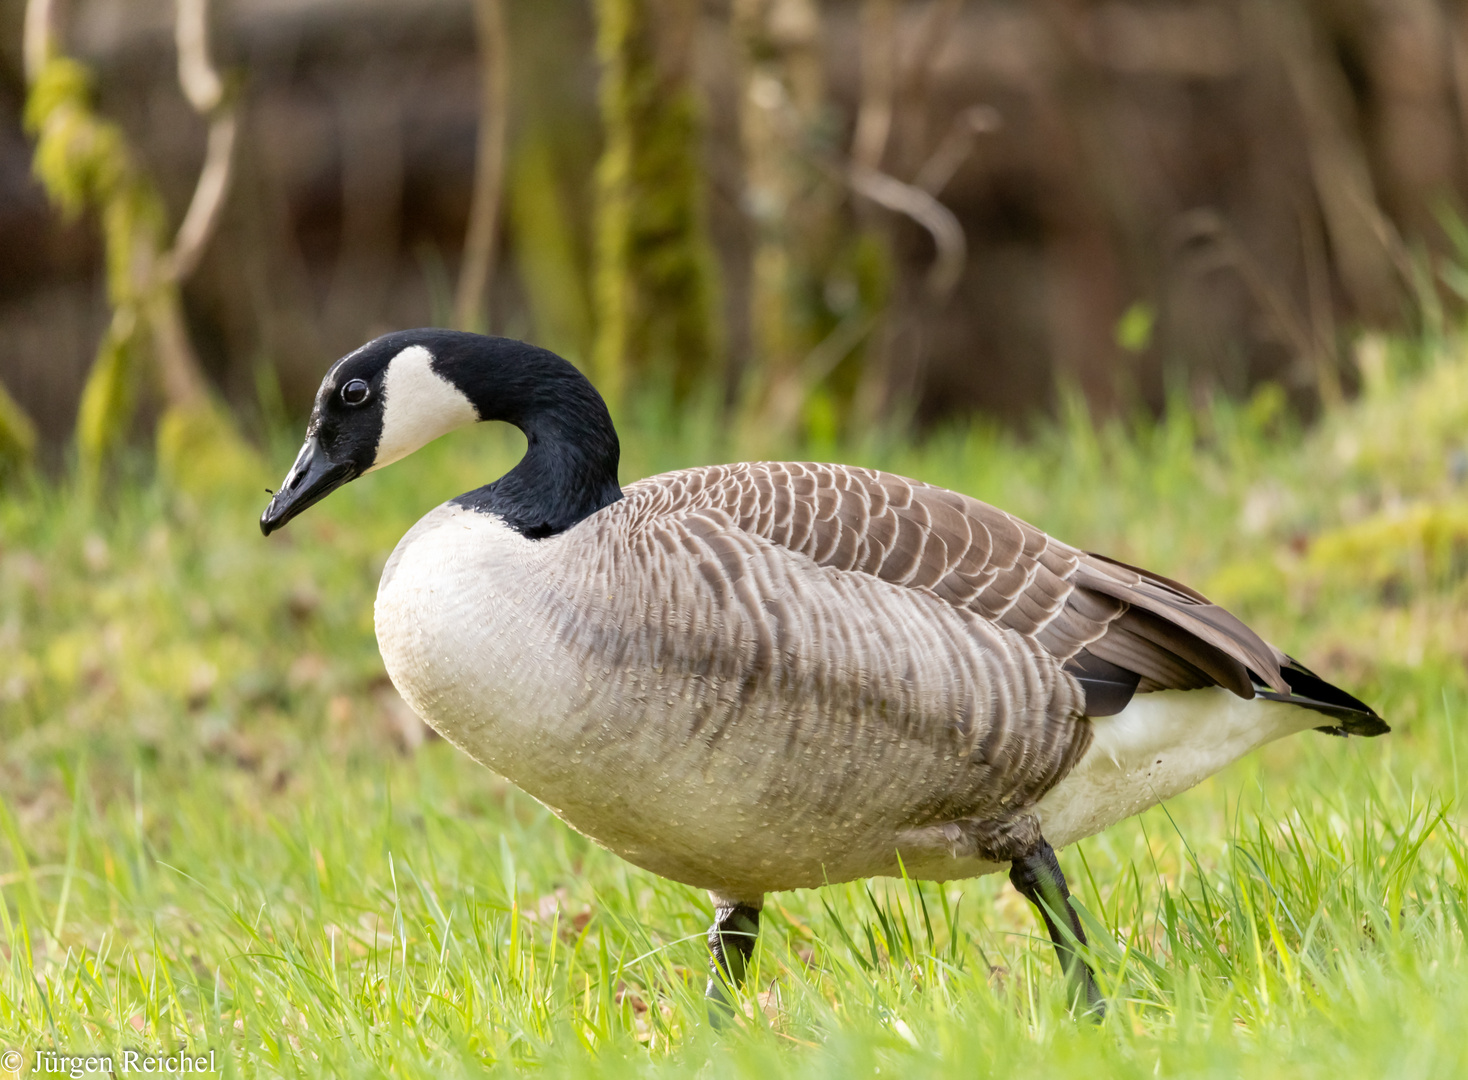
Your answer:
(1009, 838), (1105, 1017)
(706, 898), (761, 1020)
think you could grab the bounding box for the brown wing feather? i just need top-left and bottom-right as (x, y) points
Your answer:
(629, 463), (1292, 712)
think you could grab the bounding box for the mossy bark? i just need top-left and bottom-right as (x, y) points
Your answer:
(731, 0), (842, 439)
(510, 135), (595, 365)
(592, 0), (721, 409)
(24, 55), (245, 489)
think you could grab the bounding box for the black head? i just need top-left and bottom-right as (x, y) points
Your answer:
(260, 330), (621, 538)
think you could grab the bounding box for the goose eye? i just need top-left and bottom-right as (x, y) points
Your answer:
(340, 379), (370, 406)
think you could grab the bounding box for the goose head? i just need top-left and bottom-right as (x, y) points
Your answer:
(260, 329), (622, 537)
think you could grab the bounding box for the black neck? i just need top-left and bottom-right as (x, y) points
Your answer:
(432, 334), (623, 538)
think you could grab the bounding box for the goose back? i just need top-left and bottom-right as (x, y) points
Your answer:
(627, 462), (1289, 702)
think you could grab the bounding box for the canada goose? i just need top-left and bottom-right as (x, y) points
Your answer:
(261, 329), (1386, 1015)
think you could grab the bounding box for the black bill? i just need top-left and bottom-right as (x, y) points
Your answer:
(260, 437), (357, 536)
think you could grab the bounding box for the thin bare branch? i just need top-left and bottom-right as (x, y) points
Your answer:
(175, 0), (223, 113)
(160, 0), (236, 284)
(23, 0), (61, 83)
(914, 104), (1001, 196)
(455, 0), (510, 332)
(760, 309), (878, 436)
(852, 0), (897, 174)
(150, 280), (210, 408)
(161, 112), (237, 283)
(849, 165), (966, 301)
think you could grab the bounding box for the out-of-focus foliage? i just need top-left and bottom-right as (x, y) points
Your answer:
(155, 401), (267, 494)
(25, 58), (163, 474)
(23, 60), (140, 223)
(0, 380), (37, 473)
(72, 313), (142, 473)
(24, 50), (255, 491)
(734, 0), (850, 429)
(9, 0), (1468, 449)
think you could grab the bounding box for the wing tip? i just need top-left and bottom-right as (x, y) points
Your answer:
(1256, 657), (1389, 737)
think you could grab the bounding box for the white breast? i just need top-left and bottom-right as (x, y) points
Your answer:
(374, 504), (577, 760)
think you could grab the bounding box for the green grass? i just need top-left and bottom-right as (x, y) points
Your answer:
(2, 338), (1467, 1076)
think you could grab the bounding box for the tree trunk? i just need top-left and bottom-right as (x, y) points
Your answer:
(455, 0), (510, 333)
(731, 0), (838, 432)
(593, 0), (721, 409)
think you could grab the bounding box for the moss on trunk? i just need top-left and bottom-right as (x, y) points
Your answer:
(25, 56), (248, 489)
(593, 0), (721, 409)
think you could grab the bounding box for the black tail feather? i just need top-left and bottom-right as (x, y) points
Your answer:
(1255, 658), (1389, 737)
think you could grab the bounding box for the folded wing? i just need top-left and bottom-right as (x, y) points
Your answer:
(630, 462), (1384, 734)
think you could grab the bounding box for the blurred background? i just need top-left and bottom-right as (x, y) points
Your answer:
(3, 0), (1468, 460)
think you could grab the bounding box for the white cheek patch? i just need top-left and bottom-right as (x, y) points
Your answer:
(365, 345), (481, 472)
